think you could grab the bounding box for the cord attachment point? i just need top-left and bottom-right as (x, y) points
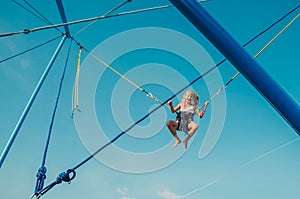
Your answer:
(56, 169), (76, 184)
(23, 29), (30, 34)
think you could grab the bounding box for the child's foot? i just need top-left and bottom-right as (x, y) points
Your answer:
(183, 138), (189, 149)
(173, 139), (181, 147)
(183, 135), (191, 149)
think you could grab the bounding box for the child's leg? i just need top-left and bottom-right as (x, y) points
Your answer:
(183, 122), (198, 149)
(166, 120), (181, 147)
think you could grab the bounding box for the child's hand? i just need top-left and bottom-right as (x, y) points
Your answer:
(168, 100), (173, 106)
(204, 101), (209, 106)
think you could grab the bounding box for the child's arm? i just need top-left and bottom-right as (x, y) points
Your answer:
(197, 101), (209, 118)
(168, 100), (181, 113)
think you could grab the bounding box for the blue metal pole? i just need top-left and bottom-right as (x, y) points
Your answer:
(56, 0), (70, 35)
(0, 35), (67, 168)
(169, 0), (300, 135)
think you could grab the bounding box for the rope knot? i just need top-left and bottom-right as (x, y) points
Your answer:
(56, 169), (76, 184)
(36, 166), (47, 179)
(146, 92), (156, 100)
(34, 166), (47, 194)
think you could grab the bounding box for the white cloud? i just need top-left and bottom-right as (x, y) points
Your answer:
(158, 189), (182, 199)
(116, 187), (136, 199)
(116, 186), (129, 195)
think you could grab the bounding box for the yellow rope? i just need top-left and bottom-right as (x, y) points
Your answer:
(254, 13), (299, 59)
(88, 50), (144, 92)
(81, 48), (173, 109)
(200, 13), (300, 109)
(72, 47), (82, 116)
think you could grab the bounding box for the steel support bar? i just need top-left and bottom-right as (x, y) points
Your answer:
(56, 0), (70, 35)
(0, 36), (67, 167)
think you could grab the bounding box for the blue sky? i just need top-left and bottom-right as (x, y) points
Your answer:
(0, 0), (300, 199)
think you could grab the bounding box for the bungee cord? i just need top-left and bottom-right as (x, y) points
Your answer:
(34, 40), (73, 196)
(72, 46), (82, 117)
(198, 10), (300, 109)
(81, 46), (163, 102)
(67, 36), (171, 117)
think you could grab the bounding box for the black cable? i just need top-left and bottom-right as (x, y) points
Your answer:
(0, 35), (62, 64)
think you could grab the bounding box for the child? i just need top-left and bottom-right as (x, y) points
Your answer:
(166, 90), (209, 149)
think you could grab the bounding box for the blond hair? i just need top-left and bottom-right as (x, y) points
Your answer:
(181, 90), (199, 108)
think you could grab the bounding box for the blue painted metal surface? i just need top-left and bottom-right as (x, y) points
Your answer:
(56, 0), (70, 35)
(169, 0), (300, 135)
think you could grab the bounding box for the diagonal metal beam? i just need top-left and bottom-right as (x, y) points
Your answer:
(0, 35), (68, 168)
(169, 0), (300, 135)
(56, 0), (70, 35)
